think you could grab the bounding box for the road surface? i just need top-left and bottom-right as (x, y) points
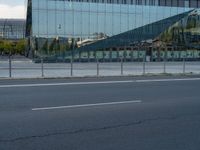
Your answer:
(0, 76), (200, 150)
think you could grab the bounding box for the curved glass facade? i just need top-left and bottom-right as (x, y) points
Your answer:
(26, 0), (200, 61)
(31, 1), (192, 38)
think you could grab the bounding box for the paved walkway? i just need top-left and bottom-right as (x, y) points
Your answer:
(0, 60), (200, 78)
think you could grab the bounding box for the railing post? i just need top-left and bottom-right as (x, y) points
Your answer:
(183, 57), (186, 74)
(164, 48), (167, 74)
(163, 59), (166, 74)
(121, 57), (123, 75)
(70, 56), (73, 77)
(97, 58), (99, 76)
(9, 54), (12, 78)
(41, 57), (44, 77)
(143, 56), (145, 75)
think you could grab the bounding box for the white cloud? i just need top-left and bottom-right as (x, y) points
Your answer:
(0, 4), (25, 19)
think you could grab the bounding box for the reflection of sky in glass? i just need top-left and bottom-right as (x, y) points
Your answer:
(0, 0), (24, 6)
(31, 0), (193, 39)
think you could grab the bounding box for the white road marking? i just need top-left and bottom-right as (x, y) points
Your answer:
(0, 80), (133, 88)
(136, 78), (200, 83)
(32, 100), (142, 111)
(0, 78), (200, 88)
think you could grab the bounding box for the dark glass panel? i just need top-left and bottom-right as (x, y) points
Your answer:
(178, 0), (184, 7)
(166, 0), (172, 6)
(190, 0), (197, 8)
(159, 0), (166, 6)
(198, 1), (200, 8)
(172, 0), (178, 7)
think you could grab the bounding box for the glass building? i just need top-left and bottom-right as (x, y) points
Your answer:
(0, 19), (25, 40)
(25, 0), (200, 61)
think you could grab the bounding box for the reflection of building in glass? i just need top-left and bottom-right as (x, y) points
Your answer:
(25, 0), (200, 61)
(0, 19), (25, 40)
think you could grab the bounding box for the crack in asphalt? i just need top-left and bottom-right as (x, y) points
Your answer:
(0, 114), (200, 143)
(0, 117), (178, 143)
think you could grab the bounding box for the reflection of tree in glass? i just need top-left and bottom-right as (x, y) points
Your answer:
(186, 16), (197, 29)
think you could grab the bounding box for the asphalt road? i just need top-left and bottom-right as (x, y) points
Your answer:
(0, 76), (200, 150)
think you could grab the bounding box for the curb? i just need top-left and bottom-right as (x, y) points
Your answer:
(0, 73), (199, 80)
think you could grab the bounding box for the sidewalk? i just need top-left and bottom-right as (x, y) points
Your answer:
(0, 60), (200, 78)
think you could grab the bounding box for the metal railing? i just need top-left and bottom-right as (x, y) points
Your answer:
(0, 55), (200, 78)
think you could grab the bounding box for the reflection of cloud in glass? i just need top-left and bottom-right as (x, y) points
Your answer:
(0, 4), (25, 18)
(0, 0), (24, 6)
